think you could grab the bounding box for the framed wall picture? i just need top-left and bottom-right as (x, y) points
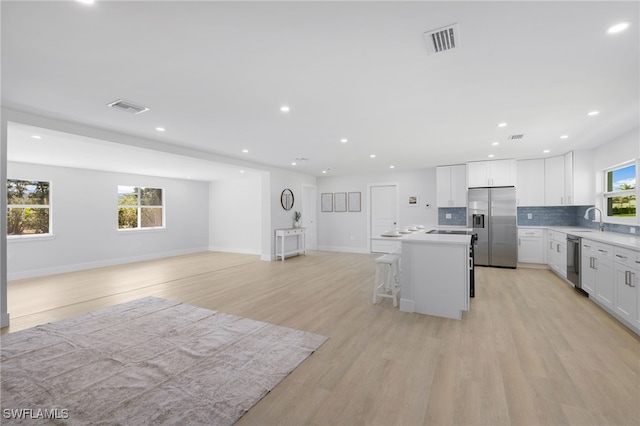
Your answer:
(321, 193), (333, 212)
(334, 192), (347, 212)
(348, 192), (361, 212)
(408, 195), (419, 207)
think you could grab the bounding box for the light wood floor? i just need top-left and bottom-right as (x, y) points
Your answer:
(4, 251), (640, 425)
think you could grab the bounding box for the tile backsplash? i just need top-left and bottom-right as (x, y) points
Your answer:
(438, 207), (467, 226)
(518, 205), (638, 235)
(440, 205), (638, 236)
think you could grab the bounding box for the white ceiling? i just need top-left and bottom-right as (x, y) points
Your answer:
(2, 1), (639, 179)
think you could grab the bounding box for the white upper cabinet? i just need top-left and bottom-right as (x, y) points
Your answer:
(545, 155), (565, 205)
(516, 159), (545, 206)
(544, 150), (594, 206)
(569, 150), (594, 205)
(437, 164), (467, 207)
(467, 159), (516, 188)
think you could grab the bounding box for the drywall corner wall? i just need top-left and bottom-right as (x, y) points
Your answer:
(7, 162), (210, 279)
(1, 118), (9, 327)
(209, 174), (262, 255)
(317, 168), (437, 253)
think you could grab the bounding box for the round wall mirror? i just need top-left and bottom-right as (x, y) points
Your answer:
(281, 189), (294, 211)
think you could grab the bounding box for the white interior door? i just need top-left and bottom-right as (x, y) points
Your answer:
(302, 185), (317, 250)
(370, 184), (399, 253)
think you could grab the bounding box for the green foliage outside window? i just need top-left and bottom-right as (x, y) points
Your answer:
(118, 186), (163, 229)
(6, 180), (51, 236)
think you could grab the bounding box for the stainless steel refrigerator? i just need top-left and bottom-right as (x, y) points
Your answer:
(468, 187), (517, 268)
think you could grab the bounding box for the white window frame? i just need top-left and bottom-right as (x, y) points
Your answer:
(6, 179), (53, 239)
(117, 186), (165, 231)
(602, 159), (638, 225)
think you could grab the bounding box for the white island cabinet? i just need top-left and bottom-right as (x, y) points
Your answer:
(372, 232), (471, 320)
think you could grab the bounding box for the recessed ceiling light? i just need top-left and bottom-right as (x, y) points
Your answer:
(560, 135), (569, 139)
(543, 149), (550, 153)
(322, 170), (327, 174)
(242, 149), (249, 153)
(607, 22), (630, 34)
(488, 154), (495, 158)
(280, 105), (290, 113)
(389, 165), (395, 169)
(370, 154), (376, 158)
(340, 138), (348, 143)
(155, 127), (165, 132)
(492, 142), (499, 146)
(187, 176), (192, 179)
(77, 0), (95, 4)
(497, 122), (507, 128)
(240, 170), (245, 174)
(31, 135), (42, 139)
(291, 162), (296, 166)
(587, 111), (600, 116)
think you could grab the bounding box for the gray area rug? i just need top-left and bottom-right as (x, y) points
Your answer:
(1, 296), (328, 425)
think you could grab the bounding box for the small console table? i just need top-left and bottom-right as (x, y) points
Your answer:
(275, 228), (306, 262)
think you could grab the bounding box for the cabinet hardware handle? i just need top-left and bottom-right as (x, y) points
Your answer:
(598, 249), (607, 254)
(635, 260), (640, 264)
(518, 238), (521, 246)
(625, 271), (630, 286)
(616, 255), (627, 259)
(593, 258), (597, 269)
(630, 272), (636, 288)
(557, 245), (560, 253)
(583, 244), (591, 248)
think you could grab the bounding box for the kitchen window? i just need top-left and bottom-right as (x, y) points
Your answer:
(604, 161), (636, 221)
(6, 179), (51, 237)
(118, 186), (164, 230)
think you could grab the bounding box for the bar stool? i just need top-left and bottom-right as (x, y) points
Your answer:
(373, 253), (401, 307)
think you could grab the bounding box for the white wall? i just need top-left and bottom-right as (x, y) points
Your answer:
(209, 174), (262, 255)
(7, 162), (210, 279)
(592, 127), (639, 171)
(317, 168), (438, 253)
(269, 169), (317, 259)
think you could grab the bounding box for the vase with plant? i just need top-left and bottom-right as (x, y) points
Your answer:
(293, 211), (301, 228)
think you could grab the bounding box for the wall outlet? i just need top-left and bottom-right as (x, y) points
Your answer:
(527, 213), (533, 219)
(631, 227), (636, 234)
(445, 213), (452, 219)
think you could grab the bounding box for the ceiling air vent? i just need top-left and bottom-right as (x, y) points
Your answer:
(106, 99), (150, 114)
(424, 23), (459, 55)
(508, 134), (525, 140)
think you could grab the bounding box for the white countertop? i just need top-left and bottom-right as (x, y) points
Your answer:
(519, 225), (640, 251)
(372, 230), (471, 245)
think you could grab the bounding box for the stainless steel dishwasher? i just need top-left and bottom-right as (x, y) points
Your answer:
(567, 234), (587, 296)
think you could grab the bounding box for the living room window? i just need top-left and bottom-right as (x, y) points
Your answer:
(118, 186), (164, 230)
(6, 179), (51, 237)
(604, 161), (636, 221)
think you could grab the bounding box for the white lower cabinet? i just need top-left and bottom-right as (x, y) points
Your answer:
(613, 246), (639, 327)
(581, 239), (614, 307)
(517, 228), (544, 263)
(546, 230), (566, 278)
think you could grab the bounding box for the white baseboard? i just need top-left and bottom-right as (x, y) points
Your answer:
(0, 313), (10, 329)
(7, 247), (209, 281)
(316, 245), (370, 254)
(208, 246), (261, 256)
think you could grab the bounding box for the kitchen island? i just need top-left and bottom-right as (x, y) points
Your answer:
(372, 231), (472, 320)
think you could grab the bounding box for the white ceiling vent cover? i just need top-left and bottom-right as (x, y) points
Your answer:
(424, 23), (459, 55)
(106, 99), (150, 114)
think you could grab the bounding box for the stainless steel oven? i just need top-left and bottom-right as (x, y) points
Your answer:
(567, 234), (587, 296)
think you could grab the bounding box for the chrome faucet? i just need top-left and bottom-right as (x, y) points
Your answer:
(584, 207), (605, 232)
